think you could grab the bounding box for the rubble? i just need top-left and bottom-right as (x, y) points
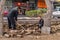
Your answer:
(3, 22), (60, 37)
(4, 34), (10, 38)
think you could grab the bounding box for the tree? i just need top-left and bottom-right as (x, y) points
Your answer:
(44, 0), (53, 27)
(0, 0), (6, 37)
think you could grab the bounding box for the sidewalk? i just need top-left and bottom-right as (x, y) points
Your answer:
(3, 17), (39, 24)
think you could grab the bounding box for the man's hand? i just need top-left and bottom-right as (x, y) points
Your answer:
(15, 21), (18, 23)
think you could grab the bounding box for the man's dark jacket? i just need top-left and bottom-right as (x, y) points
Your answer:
(39, 18), (44, 28)
(7, 8), (18, 21)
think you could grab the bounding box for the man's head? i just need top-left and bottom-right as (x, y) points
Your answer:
(17, 6), (21, 9)
(38, 15), (42, 20)
(17, 6), (21, 14)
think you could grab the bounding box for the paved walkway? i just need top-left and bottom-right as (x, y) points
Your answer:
(3, 17), (39, 24)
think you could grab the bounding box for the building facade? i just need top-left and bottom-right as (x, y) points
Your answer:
(3, 0), (47, 16)
(50, 0), (60, 10)
(4, 0), (47, 10)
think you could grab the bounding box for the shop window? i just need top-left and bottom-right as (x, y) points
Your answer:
(22, 0), (29, 3)
(12, 0), (29, 3)
(3, 0), (47, 17)
(53, 2), (60, 10)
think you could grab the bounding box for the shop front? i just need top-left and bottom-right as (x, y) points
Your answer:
(4, 0), (47, 17)
(5, 0), (47, 9)
(50, 0), (60, 11)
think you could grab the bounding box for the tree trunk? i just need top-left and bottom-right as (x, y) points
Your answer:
(0, 0), (6, 37)
(44, 0), (53, 27)
(41, 0), (54, 34)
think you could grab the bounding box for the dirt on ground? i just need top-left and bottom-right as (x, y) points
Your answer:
(0, 32), (60, 40)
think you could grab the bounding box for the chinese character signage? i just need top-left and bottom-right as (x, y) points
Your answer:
(56, 0), (60, 1)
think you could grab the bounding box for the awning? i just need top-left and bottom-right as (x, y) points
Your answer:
(37, 0), (47, 8)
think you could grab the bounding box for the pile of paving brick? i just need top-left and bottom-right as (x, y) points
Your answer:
(3, 22), (60, 38)
(51, 21), (60, 33)
(3, 23), (41, 38)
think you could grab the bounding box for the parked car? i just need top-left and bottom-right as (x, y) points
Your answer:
(52, 7), (60, 18)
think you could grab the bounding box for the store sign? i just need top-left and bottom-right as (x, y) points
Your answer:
(57, 0), (60, 1)
(50, 0), (60, 2)
(56, 0), (60, 1)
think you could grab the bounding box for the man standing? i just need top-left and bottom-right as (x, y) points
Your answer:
(7, 7), (20, 30)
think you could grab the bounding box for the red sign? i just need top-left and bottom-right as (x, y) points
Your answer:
(14, 2), (21, 6)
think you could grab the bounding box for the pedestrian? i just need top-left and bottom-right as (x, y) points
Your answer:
(38, 16), (44, 30)
(7, 6), (20, 30)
